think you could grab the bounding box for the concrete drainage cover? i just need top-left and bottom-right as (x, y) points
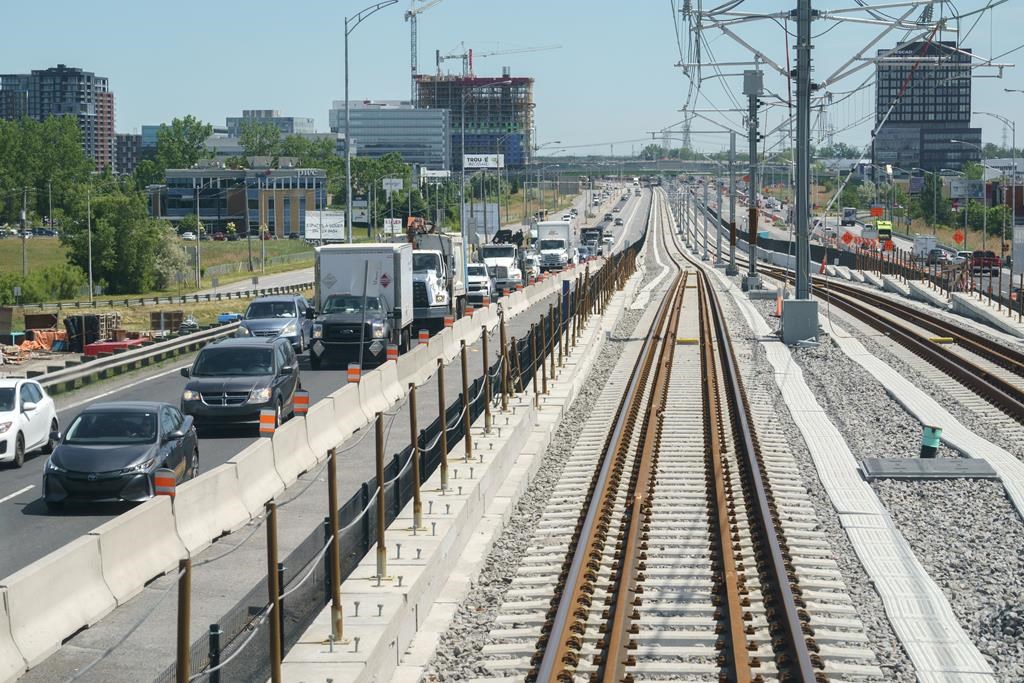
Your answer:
(860, 458), (998, 481)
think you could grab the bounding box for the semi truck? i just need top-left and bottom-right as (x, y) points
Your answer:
(478, 243), (524, 292)
(309, 243), (414, 369)
(395, 232), (467, 330)
(841, 207), (857, 226)
(535, 220), (576, 271)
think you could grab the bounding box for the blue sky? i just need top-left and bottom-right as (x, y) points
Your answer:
(2, 0), (1021, 156)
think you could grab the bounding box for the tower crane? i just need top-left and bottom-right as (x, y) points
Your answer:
(435, 44), (561, 77)
(405, 0), (445, 104)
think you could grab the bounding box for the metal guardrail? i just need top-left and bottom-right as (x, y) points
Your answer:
(38, 322), (241, 395)
(13, 282), (314, 310)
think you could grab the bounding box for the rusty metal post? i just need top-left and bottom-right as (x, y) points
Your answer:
(437, 358), (448, 491)
(265, 502), (282, 682)
(326, 447), (344, 642)
(175, 558), (191, 683)
(557, 291), (564, 367)
(530, 324), (539, 407)
(539, 316), (548, 395)
(374, 412), (387, 578)
(499, 311), (509, 411)
(547, 303), (556, 380)
(460, 340), (472, 462)
(481, 326), (492, 432)
(409, 383), (423, 530)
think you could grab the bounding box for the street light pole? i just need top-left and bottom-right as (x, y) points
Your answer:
(975, 110), (1016, 239)
(345, 1), (399, 244)
(87, 184), (94, 302)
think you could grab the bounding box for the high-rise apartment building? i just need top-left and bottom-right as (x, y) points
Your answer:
(0, 64), (116, 170)
(329, 100), (450, 169)
(115, 133), (142, 175)
(873, 41), (981, 172)
(225, 110), (316, 137)
(415, 73), (534, 170)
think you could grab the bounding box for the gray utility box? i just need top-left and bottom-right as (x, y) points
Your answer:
(781, 299), (819, 345)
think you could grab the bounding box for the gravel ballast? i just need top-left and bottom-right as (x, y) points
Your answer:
(715, 272), (914, 682)
(745, 272), (1024, 680)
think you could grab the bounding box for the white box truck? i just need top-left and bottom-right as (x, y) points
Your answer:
(536, 220), (576, 271)
(309, 243), (413, 369)
(912, 234), (938, 262)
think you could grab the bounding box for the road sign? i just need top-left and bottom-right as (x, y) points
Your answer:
(382, 178), (404, 193)
(305, 210), (346, 240)
(951, 179), (984, 200)
(383, 218), (402, 235)
(870, 205), (884, 217)
(953, 229), (965, 245)
(883, 239), (894, 251)
(841, 231), (853, 245)
(463, 154), (505, 169)
(211, 277), (219, 288)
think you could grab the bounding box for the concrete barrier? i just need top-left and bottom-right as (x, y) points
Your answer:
(329, 383), (366, 441)
(907, 280), (950, 310)
(229, 439), (287, 515)
(1, 588), (26, 683)
(951, 293), (1024, 339)
(173, 464), (250, 554)
(357, 368), (388, 422)
(377, 361), (403, 407)
(451, 317), (471, 343)
(271, 418), (318, 486)
(396, 345), (430, 389)
(437, 327), (459, 363)
(90, 496), (187, 605)
(304, 396), (342, 461)
(881, 276), (910, 297)
(1, 535), (116, 667)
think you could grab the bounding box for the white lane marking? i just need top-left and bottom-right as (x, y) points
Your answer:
(57, 361), (194, 414)
(0, 485), (34, 504)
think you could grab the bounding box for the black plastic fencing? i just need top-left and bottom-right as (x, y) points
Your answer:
(155, 245), (646, 683)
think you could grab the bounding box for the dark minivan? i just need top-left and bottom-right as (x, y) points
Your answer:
(180, 337), (300, 428)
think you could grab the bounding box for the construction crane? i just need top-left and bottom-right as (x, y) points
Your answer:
(405, 0), (445, 104)
(435, 44), (561, 77)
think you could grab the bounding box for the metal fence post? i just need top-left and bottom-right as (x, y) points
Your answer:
(176, 558), (191, 683)
(481, 327), (492, 432)
(499, 311), (509, 411)
(326, 448), (344, 643)
(409, 382), (423, 529)
(265, 502), (282, 683)
(375, 412), (387, 579)
(208, 624), (222, 683)
(437, 359), (448, 491)
(460, 340), (472, 462)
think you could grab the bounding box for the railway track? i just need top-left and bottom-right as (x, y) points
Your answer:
(472, 191), (880, 682)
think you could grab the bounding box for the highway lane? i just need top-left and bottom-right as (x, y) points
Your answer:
(0, 187), (652, 579)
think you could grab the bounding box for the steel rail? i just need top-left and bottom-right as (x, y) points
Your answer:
(759, 264), (1024, 422)
(534, 199), (681, 682)
(673, 193), (819, 681)
(595, 208), (690, 682)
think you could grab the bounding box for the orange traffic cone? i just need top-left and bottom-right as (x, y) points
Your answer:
(772, 290), (783, 318)
(819, 254), (827, 275)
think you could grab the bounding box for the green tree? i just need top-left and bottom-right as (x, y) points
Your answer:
(155, 115), (213, 170)
(239, 120), (281, 158)
(132, 159), (163, 190)
(0, 116), (93, 224)
(962, 161), (984, 180)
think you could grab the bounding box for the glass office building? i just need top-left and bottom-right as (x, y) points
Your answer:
(330, 100), (450, 169)
(873, 41), (981, 172)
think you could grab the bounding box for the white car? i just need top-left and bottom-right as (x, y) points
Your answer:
(181, 231), (197, 241)
(466, 263), (496, 302)
(0, 379), (59, 468)
(601, 235), (615, 246)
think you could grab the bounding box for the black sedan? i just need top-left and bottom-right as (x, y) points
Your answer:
(42, 402), (198, 510)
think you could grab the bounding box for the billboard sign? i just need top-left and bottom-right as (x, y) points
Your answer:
(383, 218), (403, 235)
(463, 154), (505, 169)
(950, 178), (984, 200)
(382, 177), (404, 193)
(420, 169), (451, 183)
(352, 199), (369, 225)
(304, 210), (346, 241)
(909, 176), (924, 195)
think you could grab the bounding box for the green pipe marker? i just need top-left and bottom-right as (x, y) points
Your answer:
(920, 425), (942, 459)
